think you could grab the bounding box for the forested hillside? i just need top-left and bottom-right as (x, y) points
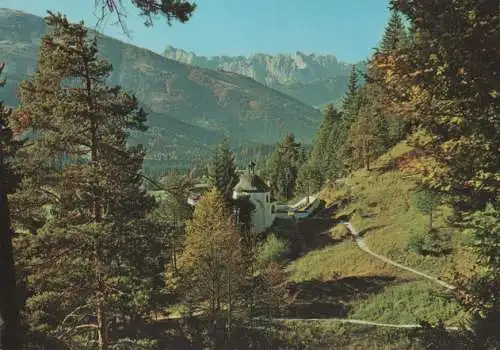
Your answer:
(0, 8), (321, 169)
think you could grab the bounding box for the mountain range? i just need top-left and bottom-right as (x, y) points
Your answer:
(0, 9), (357, 169)
(163, 46), (366, 108)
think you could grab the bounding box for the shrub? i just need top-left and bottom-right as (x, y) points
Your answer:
(256, 233), (290, 269)
(407, 231), (426, 255)
(407, 229), (452, 257)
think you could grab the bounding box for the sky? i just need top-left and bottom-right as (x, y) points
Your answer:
(2, 0), (391, 63)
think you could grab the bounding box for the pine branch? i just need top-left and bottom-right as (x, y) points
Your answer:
(74, 323), (98, 330)
(38, 186), (62, 204)
(60, 303), (94, 327)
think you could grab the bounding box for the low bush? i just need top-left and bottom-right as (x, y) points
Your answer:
(256, 233), (290, 269)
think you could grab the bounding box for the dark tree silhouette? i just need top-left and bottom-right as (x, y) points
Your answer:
(96, 0), (196, 32)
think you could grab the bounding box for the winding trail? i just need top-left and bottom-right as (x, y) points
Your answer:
(162, 314), (459, 331)
(343, 222), (456, 290)
(158, 220), (459, 331)
(263, 317), (459, 330)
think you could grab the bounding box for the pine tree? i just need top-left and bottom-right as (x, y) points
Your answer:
(268, 133), (302, 201)
(341, 65), (361, 124)
(208, 139), (238, 205)
(0, 63), (21, 350)
(11, 13), (159, 349)
(412, 187), (442, 232)
(295, 162), (322, 196)
(456, 204), (499, 348)
(344, 106), (388, 171)
(97, 0), (196, 29)
(150, 172), (194, 271)
(297, 105), (343, 193)
(322, 107), (346, 178)
(310, 104), (340, 168)
(379, 10), (409, 53)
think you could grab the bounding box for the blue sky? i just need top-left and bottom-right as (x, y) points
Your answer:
(2, 0), (391, 63)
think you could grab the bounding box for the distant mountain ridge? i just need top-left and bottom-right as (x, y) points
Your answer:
(0, 8), (322, 168)
(163, 46), (366, 107)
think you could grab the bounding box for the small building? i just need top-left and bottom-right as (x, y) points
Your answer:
(232, 165), (277, 233)
(187, 183), (211, 206)
(186, 163), (321, 233)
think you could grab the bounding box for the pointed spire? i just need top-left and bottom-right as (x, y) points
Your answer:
(248, 160), (256, 175)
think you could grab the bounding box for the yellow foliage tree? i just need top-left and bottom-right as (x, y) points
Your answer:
(179, 188), (245, 339)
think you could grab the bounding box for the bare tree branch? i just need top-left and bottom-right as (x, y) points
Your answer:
(74, 324), (98, 330)
(93, 0), (197, 36)
(60, 303), (93, 327)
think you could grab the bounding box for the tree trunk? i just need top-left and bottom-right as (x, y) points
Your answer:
(0, 193), (20, 350)
(209, 279), (217, 339)
(93, 205), (108, 350)
(172, 227), (177, 271)
(227, 272), (232, 344)
(96, 296), (108, 350)
(249, 261), (255, 333)
(94, 212), (108, 349)
(429, 210), (433, 231)
(94, 217), (108, 350)
(90, 113), (108, 349)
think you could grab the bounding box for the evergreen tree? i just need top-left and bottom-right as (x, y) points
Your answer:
(150, 172), (194, 272)
(297, 105), (343, 193)
(11, 13), (159, 349)
(341, 65), (361, 124)
(456, 204), (500, 348)
(356, 53), (411, 149)
(339, 46), (412, 170)
(0, 63), (21, 350)
(309, 104), (340, 168)
(97, 0), (196, 29)
(323, 108), (347, 178)
(268, 133), (302, 201)
(379, 10), (409, 53)
(344, 106), (388, 171)
(208, 139), (238, 205)
(412, 187), (442, 232)
(295, 162), (323, 196)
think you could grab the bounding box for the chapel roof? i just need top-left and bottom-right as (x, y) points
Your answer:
(234, 170), (270, 193)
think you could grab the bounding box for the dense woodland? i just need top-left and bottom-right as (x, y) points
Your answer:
(0, 0), (499, 349)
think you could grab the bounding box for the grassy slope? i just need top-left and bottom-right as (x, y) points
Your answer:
(283, 141), (473, 348)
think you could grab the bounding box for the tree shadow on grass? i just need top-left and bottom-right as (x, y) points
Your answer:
(335, 208), (357, 223)
(316, 198), (351, 218)
(144, 317), (209, 349)
(357, 225), (387, 238)
(294, 207), (361, 254)
(296, 218), (344, 252)
(286, 275), (403, 319)
(145, 316), (306, 349)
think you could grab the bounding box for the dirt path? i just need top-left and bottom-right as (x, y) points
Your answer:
(264, 317), (459, 330)
(343, 222), (455, 290)
(160, 314), (459, 331)
(158, 221), (459, 331)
